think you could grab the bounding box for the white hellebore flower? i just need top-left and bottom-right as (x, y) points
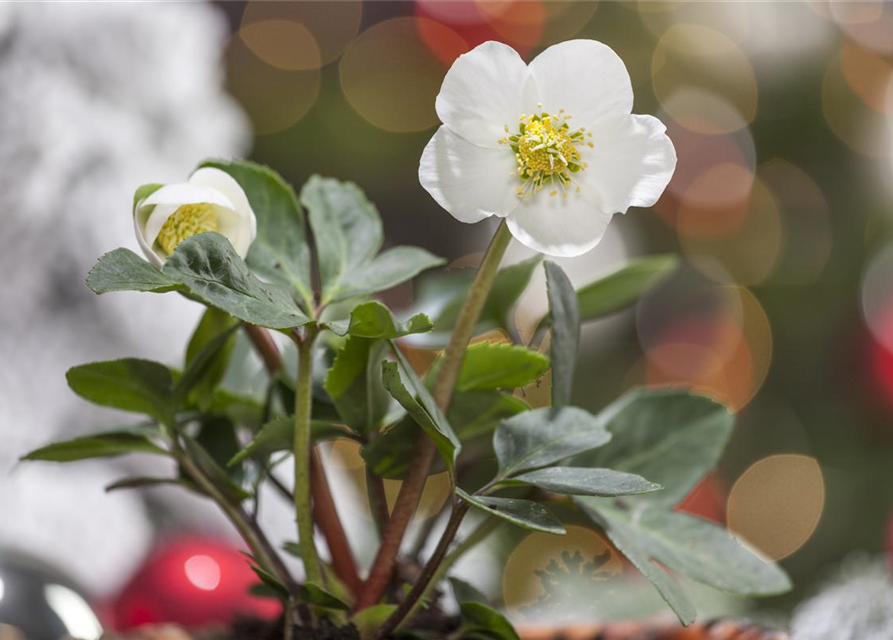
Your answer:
(419, 40), (677, 258)
(134, 167), (257, 267)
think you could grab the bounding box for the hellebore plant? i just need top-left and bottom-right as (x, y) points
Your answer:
(23, 40), (790, 639)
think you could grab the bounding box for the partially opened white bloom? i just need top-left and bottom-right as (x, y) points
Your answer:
(134, 167), (257, 267)
(419, 40), (676, 258)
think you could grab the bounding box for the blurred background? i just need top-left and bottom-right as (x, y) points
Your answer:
(2, 1), (893, 638)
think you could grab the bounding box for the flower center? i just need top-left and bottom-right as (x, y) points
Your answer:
(500, 107), (593, 199)
(156, 203), (219, 255)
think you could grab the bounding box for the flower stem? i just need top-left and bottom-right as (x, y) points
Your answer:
(397, 515), (502, 632)
(295, 325), (324, 587)
(355, 221), (513, 612)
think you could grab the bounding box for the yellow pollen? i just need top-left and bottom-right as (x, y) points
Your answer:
(156, 203), (219, 255)
(499, 109), (588, 199)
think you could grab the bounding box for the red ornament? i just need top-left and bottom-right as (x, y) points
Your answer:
(677, 473), (727, 524)
(113, 537), (281, 630)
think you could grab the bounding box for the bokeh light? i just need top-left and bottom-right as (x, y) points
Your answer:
(240, 1), (363, 66)
(502, 526), (623, 613)
(339, 17), (466, 133)
(861, 241), (893, 354)
(727, 454), (825, 561)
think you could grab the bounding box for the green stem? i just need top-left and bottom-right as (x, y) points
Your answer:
(295, 325), (324, 587)
(398, 516), (502, 631)
(355, 221), (513, 613)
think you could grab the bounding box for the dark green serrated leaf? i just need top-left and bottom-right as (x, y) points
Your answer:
(360, 417), (418, 479)
(228, 416), (354, 466)
(301, 175), (383, 304)
(503, 467), (661, 497)
(459, 602), (521, 640)
(494, 407), (610, 479)
(457, 488), (565, 535)
(194, 415), (245, 486)
(582, 505), (696, 626)
(544, 262), (579, 408)
(334, 246), (445, 303)
(573, 388), (734, 509)
(327, 301), (433, 339)
(248, 563), (290, 600)
(162, 232), (311, 329)
(66, 359), (175, 425)
(201, 159), (314, 311)
(21, 432), (167, 463)
(324, 336), (391, 434)
(86, 248), (183, 295)
(381, 350), (460, 477)
(298, 582), (350, 611)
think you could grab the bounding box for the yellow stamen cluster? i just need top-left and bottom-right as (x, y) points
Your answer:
(156, 203), (219, 255)
(499, 107), (593, 199)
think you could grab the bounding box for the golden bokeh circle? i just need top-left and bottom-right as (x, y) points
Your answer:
(226, 33), (320, 135)
(502, 525), (623, 612)
(339, 17), (466, 133)
(652, 25), (758, 127)
(241, 0), (362, 66)
(727, 454), (825, 561)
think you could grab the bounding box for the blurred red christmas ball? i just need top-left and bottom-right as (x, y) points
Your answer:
(113, 537), (281, 630)
(677, 473), (727, 524)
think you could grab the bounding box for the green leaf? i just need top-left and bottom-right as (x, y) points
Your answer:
(449, 391), (529, 440)
(105, 476), (192, 493)
(297, 582), (350, 611)
(494, 407), (610, 479)
(432, 341), (549, 392)
(324, 336), (391, 434)
(333, 246), (446, 303)
(351, 604), (398, 640)
(576, 254), (678, 322)
(194, 415), (245, 486)
(183, 435), (252, 502)
(381, 352), (460, 477)
(573, 388), (734, 509)
(327, 301), (434, 339)
(583, 505), (696, 626)
(228, 416), (354, 466)
(21, 431), (167, 463)
(457, 488), (565, 535)
(162, 232), (311, 329)
(301, 175), (383, 303)
(459, 602), (521, 640)
(200, 159), (314, 311)
(248, 563), (290, 600)
(178, 309), (239, 408)
(450, 577), (488, 605)
(410, 256), (542, 346)
(360, 417), (418, 479)
(503, 467), (661, 497)
(544, 262), (579, 408)
(66, 359), (175, 425)
(580, 501), (791, 599)
(86, 248), (183, 295)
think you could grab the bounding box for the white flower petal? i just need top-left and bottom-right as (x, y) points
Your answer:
(189, 167), (257, 243)
(506, 185), (613, 257)
(435, 41), (536, 148)
(140, 203), (179, 252)
(419, 126), (521, 224)
(141, 182), (234, 211)
(528, 40), (633, 125)
(577, 114), (677, 213)
(133, 213), (163, 268)
(215, 205), (252, 257)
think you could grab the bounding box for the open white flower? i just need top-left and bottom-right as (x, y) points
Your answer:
(419, 40), (676, 258)
(134, 167), (257, 267)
